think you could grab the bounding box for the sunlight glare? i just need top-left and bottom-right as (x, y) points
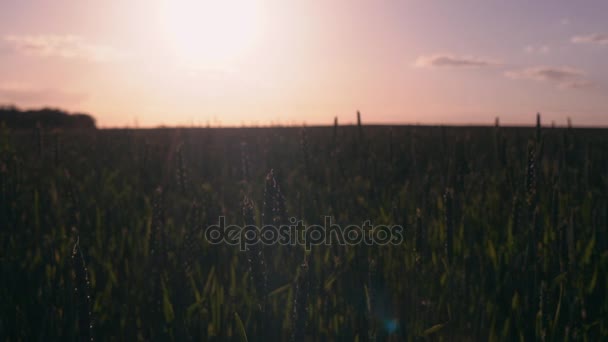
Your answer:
(157, 0), (262, 69)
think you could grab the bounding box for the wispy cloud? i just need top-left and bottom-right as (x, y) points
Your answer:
(0, 82), (87, 106)
(571, 33), (608, 45)
(414, 54), (501, 68)
(505, 66), (593, 89)
(2, 34), (127, 62)
(524, 44), (550, 54)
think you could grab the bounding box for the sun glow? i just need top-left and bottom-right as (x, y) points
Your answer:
(157, 0), (262, 69)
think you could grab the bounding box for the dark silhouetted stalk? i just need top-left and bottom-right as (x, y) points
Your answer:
(454, 140), (467, 193)
(291, 253), (309, 342)
(567, 209), (576, 272)
(53, 133), (60, 166)
(72, 236), (94, 342)
(149, 187), (166, 337)
(183, 201), (201, 277)
(175, 145), (187, 196)
(242, 196), (268, 338)
(300, 129), (311, 180)
(415, 208), (425, 259)
(526, 140), (537, 208)
(36, 123), (43, 157)
(444, 190), (454, 264)
(550, 187), (560, 270)
(333, 116), (338, 146)
(536, 112), (542, 143)
(263, 169), (287, 226)
(240, 141), (250, 183)
(388, 127), (394, 163)
(357, 110), (362, 140)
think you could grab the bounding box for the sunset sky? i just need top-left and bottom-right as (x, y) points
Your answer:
(1, 0), (607, 127)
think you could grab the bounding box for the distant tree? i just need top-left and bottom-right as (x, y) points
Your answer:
(0, 105), (96, 129)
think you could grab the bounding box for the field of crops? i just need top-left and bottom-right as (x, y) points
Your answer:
(1, 117), (607, 340)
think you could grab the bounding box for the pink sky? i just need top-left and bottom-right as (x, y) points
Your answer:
(1, 0), (607, 127)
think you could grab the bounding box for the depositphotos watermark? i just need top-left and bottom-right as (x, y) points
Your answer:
(204, 216), (404, 251)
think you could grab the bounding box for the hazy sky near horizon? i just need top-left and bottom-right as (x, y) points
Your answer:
(1, 0), (607, 127)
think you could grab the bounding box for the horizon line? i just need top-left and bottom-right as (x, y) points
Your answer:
(98, 121), (608, 130)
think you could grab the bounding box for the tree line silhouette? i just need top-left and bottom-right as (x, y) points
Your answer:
(0, 105), (96, 129)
